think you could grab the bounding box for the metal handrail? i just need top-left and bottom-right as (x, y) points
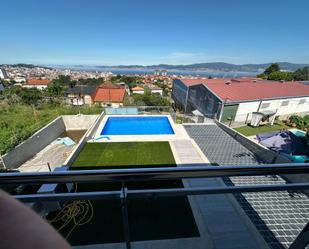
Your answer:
(3, 163), (309, 249)
(1, 163), (309, 185)
(13, 182), (309, 203)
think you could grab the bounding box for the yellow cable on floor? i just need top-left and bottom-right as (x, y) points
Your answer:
(48, 184), (94, 239)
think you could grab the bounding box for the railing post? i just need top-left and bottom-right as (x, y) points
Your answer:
(47, 162), (52, 172)
(120, 187), (131, 249)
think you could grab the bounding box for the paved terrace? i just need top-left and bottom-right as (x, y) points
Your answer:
(170, 138), (267, 249)
(17, 142), (75, 172)
(184, 124), (309, 249)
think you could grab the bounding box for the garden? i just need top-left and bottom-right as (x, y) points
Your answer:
(235, 115), (309, 137)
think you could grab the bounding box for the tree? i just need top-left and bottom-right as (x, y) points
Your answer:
(51, 75), (75, 87)
(48, 82), (64, 97)
(264, 63), (280, 75)
(58, 75), (72, 84)
(19, 88), (43, 106)
(111, 74), (122, 82)
(267, 71), (294, 81)
(257, 73), (267, 79)
(294, 67), (309, 81)
(130, 92), (170, 106)
(111, 75), (142, 89)
(77, 78), (103, 86)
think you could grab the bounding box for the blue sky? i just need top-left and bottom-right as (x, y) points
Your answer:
(1, 0), (309, 65)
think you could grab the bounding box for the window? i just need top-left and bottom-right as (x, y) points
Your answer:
(298, 99), (306, 105)
(261, 103), (270, 109)
(281, 100), (289, 106)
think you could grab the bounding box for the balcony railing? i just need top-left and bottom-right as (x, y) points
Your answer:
(1, 163), (309, 249)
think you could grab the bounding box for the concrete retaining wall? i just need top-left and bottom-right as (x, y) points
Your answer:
(64, 112), (105, 167)
(3, 114), (100, 169)
(215, 120), (291, 164)
(62, 115), (98, 130)
(3, 117), (66, 169)
(215, 120), (309, 195)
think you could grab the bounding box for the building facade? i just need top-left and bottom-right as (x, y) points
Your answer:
(0, 68), (8, 79)
(172, 77), (309, 125)
(65, 86), (96, 106)
(92, 82), (126, 107)
(23, 79), (51, 90)
(131, 87), (145, 95)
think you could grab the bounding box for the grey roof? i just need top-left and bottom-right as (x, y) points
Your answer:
(65, 86), (96, 95)
(184, 124), (309, 249)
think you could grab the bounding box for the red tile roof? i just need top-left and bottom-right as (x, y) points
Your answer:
(98, 81), (124, 89)
(27, 79), (50, 85)
(92, 85), (126, 103)
(179, 77), (309, 102)
(132, 87), (144, 91)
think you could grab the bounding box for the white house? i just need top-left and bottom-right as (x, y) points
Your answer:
(14, 76), (26, 83)
(131, 86), (145, 95)
(23, 79), (51, 90)
(147, 84), (163, 95)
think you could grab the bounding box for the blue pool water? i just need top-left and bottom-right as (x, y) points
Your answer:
(101, 116), (175, 135)
(289, 128), (306, 138)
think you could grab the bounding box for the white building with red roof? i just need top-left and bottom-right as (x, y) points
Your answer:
(23, 79), (51, 90)
(172, 77), (309, 125)
(131, 86), (145, 95)
(92, 82), (126, 107)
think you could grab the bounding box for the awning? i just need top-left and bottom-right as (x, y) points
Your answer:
(253, 110), (277, 116)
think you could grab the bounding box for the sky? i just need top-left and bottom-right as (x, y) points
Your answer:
(1, 0), (309, 66)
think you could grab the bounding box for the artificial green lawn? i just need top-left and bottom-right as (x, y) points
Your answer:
(52, 142), (200, 245)
(71, 141), (176, 168)
(234, 121), (289, 137)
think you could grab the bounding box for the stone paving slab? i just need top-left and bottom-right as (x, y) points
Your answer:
(18, 143), (75, 172)
(171, 139), (267, 249)
(184, 124), (309, 249)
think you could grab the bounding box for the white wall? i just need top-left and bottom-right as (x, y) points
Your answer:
(151, 89), (163, 95)
(3, 115), (99, 169)
(3, 117), (66, 169)
(132, 90), (144, 94)
(234, 97), (309, 122)
(23, 84), (48, 90)
(62, 115), (98, 130)
(0, 69), (4, 79)
(234, 101), (260, 122)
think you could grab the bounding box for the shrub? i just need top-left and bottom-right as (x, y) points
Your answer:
(289, 115), (309, 130)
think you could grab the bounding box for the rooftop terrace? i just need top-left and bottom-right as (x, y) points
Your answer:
(1, 111), (309, 249)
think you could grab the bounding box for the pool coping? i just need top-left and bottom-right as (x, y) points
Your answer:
(90, 115), (189, 142)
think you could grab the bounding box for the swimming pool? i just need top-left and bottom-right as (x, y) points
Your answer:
(101, 116), (175, 135)
(289, 128), (306, 138)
